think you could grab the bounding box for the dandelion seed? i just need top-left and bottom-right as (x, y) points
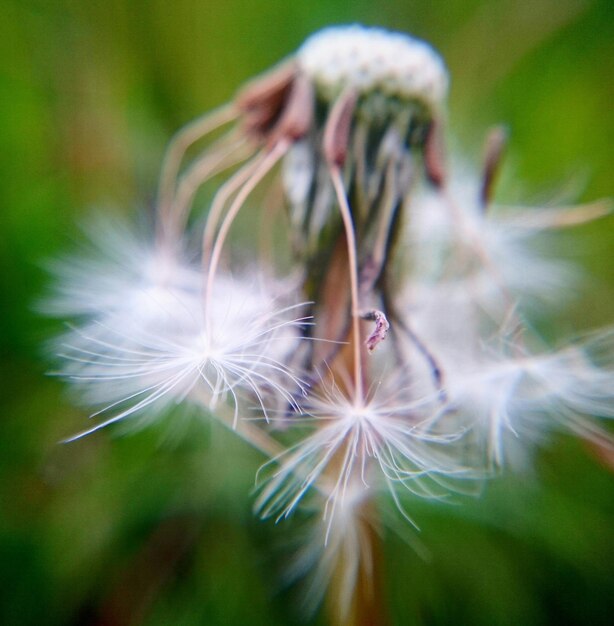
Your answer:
(256, 371), (472, 527)
(410, 324), (614, 466)
(406, 161), (611, 317)
(44, 214), (201, 327)
(50, 239), (309, 438)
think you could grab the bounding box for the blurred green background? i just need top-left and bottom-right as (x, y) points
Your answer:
(1, 1), (613, 625)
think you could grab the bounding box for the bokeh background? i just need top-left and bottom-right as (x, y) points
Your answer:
(1, 1), (613, 625)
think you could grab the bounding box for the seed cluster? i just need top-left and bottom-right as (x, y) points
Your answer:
(298, 24), (449, 106)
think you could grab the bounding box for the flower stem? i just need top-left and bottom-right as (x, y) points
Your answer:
(327, 498), (389, 626)
(330, 166), (365, 405)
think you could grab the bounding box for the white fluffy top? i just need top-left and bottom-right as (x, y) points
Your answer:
(298, 25), (448, 106)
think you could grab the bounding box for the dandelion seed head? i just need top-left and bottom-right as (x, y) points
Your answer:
(43, 22), (614, 615)
(298, 25), (448, 106)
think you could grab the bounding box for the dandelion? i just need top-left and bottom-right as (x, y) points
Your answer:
(46, 22), (614, 626)
(256, 372), (471, 527)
